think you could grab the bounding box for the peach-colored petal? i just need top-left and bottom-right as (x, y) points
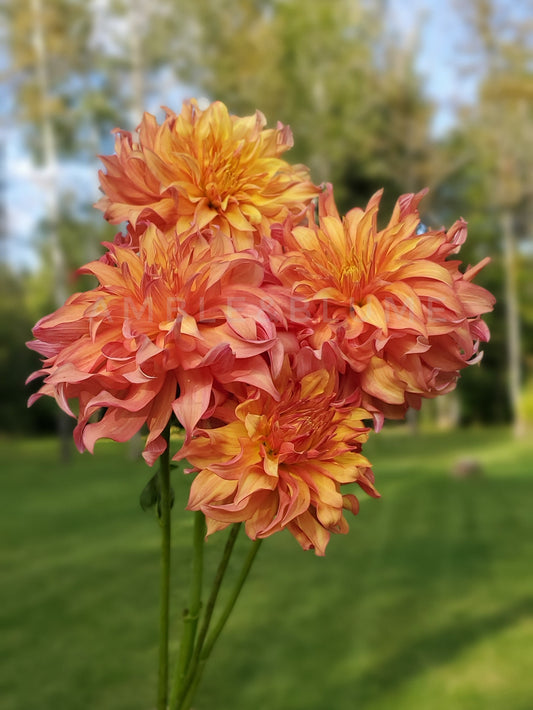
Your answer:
(173, 369), (213, 438)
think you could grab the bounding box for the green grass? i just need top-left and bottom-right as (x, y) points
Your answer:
(1, 427), (532, 710)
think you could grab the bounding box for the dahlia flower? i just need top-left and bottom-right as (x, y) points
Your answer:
(27, 225), (286, 464)
(176, 363), (379, 555)
(25, 95), (498, 710)
(271, 185), (495, 419)
(96, 99), (319, 251)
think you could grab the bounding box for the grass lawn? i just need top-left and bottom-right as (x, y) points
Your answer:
(1, 426), (532, 710)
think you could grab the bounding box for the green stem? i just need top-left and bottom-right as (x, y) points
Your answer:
(192, 524), (242, 663)
(157, 426), (172, 710)
(174, 523), (241, 708)
(169, 511), (206, 708)
(203, 537), (262, 661)
(178, 536), (262, 710)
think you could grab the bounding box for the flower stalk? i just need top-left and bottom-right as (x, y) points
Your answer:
(170, 511), (206, 707)
(175, 533), (262, 710)
(201, 536), (262, 658)
(172, 523), (241, 709)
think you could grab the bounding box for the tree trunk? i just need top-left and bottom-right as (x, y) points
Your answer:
(501, 208), (524, 437)
(31, 0), (71, 460)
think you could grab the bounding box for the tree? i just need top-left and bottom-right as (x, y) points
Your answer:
(179, 0), (435, 212)
(453, 0), (533, 434)
(5, 0), (118, 448)
(0, 264), (56, 433)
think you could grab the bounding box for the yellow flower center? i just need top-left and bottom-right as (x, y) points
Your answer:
(340, 262), (362, 282)
(200, 142), (249, 209)
(261, 398), (336, 463)
(337, 255), (369, 301)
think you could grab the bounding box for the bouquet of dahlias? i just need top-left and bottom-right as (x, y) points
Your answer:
(27, 99), (494, 709)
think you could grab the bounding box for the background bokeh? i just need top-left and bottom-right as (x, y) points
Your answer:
(1, 1), (532, 709)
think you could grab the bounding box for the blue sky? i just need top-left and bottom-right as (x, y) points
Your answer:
(390, 0), (479, 136)
(3, 0), (482, 271)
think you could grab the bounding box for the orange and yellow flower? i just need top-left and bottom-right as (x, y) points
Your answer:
(26, 97), (497, 556)
(96, 99), (319, 251)
(27, 225), (285, 464)
(176, 363), (378, 555)
(271, 185), (495, 420)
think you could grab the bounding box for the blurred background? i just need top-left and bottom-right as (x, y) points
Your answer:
(1, 1), (532, 709)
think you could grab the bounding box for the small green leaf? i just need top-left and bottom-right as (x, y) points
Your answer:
(140, 473), (160, 512)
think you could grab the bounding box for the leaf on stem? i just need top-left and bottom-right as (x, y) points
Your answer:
(140, 471), (175, 516)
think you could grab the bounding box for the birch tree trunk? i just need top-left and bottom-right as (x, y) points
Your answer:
(501, 209), (524, 437)
(30, 0), (71, 460)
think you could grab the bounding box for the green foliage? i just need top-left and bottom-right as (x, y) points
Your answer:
(1, 208), (116, 436)
(180, 0), (434, 209)
(140, 470), (175, 516)
(5, 0), (121, 160)
(0, 264), (55, 432)
(1, 429), (532, 709)
(7, 0), (88, 158)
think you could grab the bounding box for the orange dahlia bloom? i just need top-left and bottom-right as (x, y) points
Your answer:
(96, 99), (319, 251)
(271, 185), (495, 419)
(176, 363), (378, 555)
(27, 225), (285, 464)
